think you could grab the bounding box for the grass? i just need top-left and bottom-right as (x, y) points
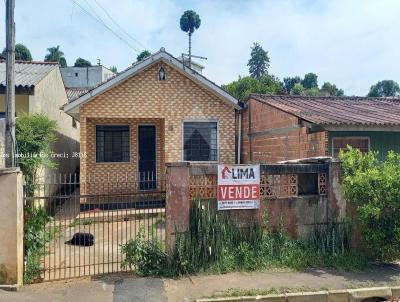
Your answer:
(208, 286), (322, 299)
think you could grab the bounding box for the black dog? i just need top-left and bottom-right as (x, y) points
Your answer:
(66, 233), (94, 246)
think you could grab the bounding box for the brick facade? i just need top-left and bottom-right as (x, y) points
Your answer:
(241, 98), (328, 163)
(79, 62), (236, 185)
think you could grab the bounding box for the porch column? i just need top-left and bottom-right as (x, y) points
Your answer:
(165, 162), (190, 254)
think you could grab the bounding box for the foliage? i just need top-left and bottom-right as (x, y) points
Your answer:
(136, 50), (151, 62)
(222, 75), (283, 102)
(321, 82), (344, 96)
(24, 207), (58, 283)
(291, 83), (305, 95)
(367, 80), (400, 97)
(283, 76), (301, 93)
(168, 200), (365, 277)
(120, 226), (168, 276)
(110, 66), (117, 73)
(16, 114), (57, 196)
(340, 147), (400, 260)
(74, 57), (92, 67)
(1, 43), (32, 61)
(180, 10), (201, 35)
(44, 45), (67, 67)
(301, 72), (318, 89)
(248, 42), (270, 79)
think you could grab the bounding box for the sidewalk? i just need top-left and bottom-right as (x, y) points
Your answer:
(0, 264), (399, 302)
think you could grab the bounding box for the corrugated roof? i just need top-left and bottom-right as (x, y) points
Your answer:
(65, 88), (89, 101)
(251, 94), (400, 126)
(0, 60), (58, 89)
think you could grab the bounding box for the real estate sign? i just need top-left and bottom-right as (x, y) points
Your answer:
(217, 164), (260, 210)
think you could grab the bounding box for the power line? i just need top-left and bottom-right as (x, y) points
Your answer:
(93, 0), (146, 50)
(69, 0), (141, 53)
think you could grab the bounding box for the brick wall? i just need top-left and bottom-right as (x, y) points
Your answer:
(80, 62), (236, 184)
(241, 98), (328, 163)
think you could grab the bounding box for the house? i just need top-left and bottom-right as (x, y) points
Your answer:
(61, 65), (115, 89)
(241, 94), (400, 163)
(0, 61), (80, 177)
(63, 48), (240, 190)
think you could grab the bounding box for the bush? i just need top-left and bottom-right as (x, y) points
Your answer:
(340, 147), (400, 260)
(120, 226), (168, 276)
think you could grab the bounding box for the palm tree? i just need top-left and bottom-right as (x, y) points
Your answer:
(179, 10), (201, 68)
(44, 45), (67, 67)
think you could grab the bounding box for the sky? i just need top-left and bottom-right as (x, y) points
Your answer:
(1, 0), (400, 96)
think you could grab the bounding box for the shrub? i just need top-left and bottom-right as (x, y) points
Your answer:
(340, 147), (400, 260)
(120, 226), (168, 276)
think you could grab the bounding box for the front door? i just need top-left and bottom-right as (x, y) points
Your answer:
(138, 125), (157, 190)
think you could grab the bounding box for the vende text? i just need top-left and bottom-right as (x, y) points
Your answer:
(217, 185), (260, 201)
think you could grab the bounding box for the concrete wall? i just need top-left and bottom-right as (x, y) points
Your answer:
(169, 162), (346, 242)
(61, 66), (115, 89)
(241, 98), (328, 163)
(33, 67), (80, 181)
(0, 119), (4, 168)
(0, 94), (30, 116)
(0, 168), (23, 287)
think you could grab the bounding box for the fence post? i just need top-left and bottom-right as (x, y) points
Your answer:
(165, 162), (190, 254)
(0, 168), (23, 288)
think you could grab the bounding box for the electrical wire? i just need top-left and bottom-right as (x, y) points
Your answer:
(92, 0), (146, 50)
(69, 0), (141, 53)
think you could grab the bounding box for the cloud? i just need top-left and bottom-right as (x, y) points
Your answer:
(1, 0), (399, 95)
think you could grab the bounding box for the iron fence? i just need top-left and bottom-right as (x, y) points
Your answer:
(23, 174), (166, 283)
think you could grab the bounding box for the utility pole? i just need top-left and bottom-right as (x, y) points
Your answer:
(5, 0), (16, 168)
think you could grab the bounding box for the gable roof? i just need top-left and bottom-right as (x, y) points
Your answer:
(63, 48), (241, 118)
(0, 60), (58, 90)
(251, 94), (400, 129)
(66, 87), (89, 101)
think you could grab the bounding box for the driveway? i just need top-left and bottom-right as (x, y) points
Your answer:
(1, 264), (399, 302)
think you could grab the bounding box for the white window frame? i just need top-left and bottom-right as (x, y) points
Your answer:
(331, 136), (370, 157)
(182, 119), (219, 163)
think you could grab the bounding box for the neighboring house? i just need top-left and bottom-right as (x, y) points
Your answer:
(241, 94), (400, 163)
(61, 65), (115, 89)
(64, 48), (240, 191)
(0, 61), (80, 177)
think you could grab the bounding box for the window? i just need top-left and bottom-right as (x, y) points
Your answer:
(332, 137), (370, 157)
(96, 125), (130, 162)
(298, 173), (319, 196)
(75, 72), (78, 77)
(183, 122), (217, 161)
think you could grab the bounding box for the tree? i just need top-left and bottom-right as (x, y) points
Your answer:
(321, 82), (344, 96)
(301, 72), (318, 89)
(180, 10), (201, 67)
(367, 80), (400, 97)
(110, 66), (117, 73)
(44, 45), (67, 67)
(74, 57), (92, 67)
(16, 114), (57, 196)
(283, 76), (301, 94)
(222, 75), (283, 102)
(247, 43), (270, 79)
(1, 43), (32, 61)
(291, 83), (305, 95)
(136, 50), (151, 62)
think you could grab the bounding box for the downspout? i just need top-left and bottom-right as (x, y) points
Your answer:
(248, 100), (253, 163)
(237, 109), (242, 164)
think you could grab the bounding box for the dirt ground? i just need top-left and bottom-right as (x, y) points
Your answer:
(2, 263), (400, 302)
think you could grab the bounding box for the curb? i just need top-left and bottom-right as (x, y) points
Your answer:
(196, 286), (400, 302)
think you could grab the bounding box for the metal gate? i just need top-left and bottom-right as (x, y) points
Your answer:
(23, 175), (166, 283)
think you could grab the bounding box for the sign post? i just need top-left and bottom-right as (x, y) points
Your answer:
(217, 164), (260, 210)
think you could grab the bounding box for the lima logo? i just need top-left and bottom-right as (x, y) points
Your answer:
(221, 166), (255, 180)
